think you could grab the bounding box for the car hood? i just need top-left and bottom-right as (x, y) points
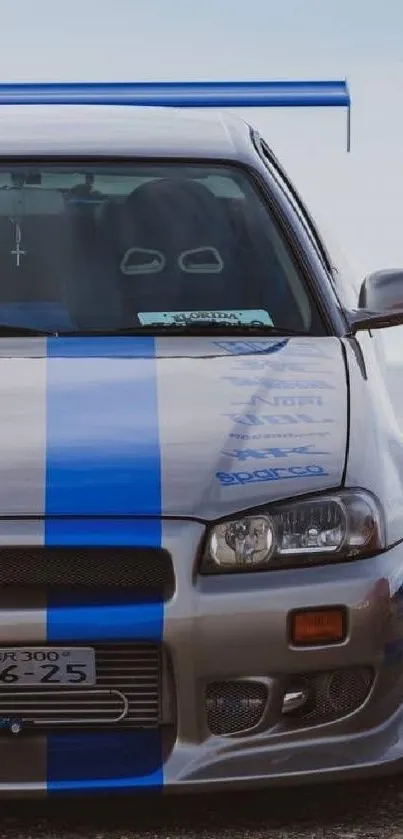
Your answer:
(0, 335), (348, 519)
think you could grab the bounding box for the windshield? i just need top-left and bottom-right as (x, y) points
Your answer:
(0, 162), (324, 334)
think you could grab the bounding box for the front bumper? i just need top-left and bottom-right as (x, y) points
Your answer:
(1, 519), (403, 796)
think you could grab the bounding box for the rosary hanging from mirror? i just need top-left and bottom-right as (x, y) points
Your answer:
(9, 218), (26, 267)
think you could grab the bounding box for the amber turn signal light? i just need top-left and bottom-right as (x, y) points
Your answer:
(290, 608), (346, 646)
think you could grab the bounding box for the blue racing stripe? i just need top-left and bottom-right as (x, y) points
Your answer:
(45, 517), (161, 546)
(45, 337), (161, 519)
(47, 588), (164, 791)
(47, 731), (163, 794)
(46, 336), (157, 358)
(45, 337), (164, 793)
(47, 589), (163, 642)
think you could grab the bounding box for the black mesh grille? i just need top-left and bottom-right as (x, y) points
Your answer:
(0, 547), (174, 597)
(284, 667), (374, 727)
(206, 681), (268, 735)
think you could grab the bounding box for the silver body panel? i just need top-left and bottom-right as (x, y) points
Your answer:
(0, 105), (248, 160)
(0, 104), (400, 793)
(0, 334), (399, 793)
(162, 534), (403, 790)
(0, 530), (402, 792)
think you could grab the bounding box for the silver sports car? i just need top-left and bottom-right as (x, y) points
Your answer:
(0, 80), (402, 797)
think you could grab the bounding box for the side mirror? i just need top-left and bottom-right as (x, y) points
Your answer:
(358, 269), (403, 311)
(349, 269), (403, 334)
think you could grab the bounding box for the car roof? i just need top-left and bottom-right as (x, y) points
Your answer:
(0, 105), (258, 162)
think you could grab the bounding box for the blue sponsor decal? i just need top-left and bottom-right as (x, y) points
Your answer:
(230, 395), (325, 408)
(224, 377), (334, 390)
(45, 337), (164, 794)
(217, 465), (329, 486)
(224, 412), (333, 426)
(221, 445), (329, 461)
(278, 344), (330, 359)
(228, 431), (331, 441)
(231, 359), (323, 373)
(214, 340), (328, 358)
(213, 340), (289, 355)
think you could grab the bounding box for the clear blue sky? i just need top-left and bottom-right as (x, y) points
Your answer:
(1, 0), (403, 352)
(2, 0), (402, 275)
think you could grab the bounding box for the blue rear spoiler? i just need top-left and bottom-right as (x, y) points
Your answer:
(0, 79), (352, 151)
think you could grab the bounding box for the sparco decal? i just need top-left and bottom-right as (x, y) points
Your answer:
(216, 465), (329, 486)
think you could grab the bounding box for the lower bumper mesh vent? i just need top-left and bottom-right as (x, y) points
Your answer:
(206, 680), (268, 735)
(0, 644), (163, 730)
(283, 666), (374, 727)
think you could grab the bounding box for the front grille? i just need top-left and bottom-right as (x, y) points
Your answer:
(0, 644), (163, 730)
(0, 548), (174, 597)
(206, 681), (268, 735)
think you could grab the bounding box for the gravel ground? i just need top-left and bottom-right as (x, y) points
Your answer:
(0, 777), (403, 838)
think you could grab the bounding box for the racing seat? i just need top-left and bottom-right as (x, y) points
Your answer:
(99, 177), (252, 321)
(65, 175), (305, 330)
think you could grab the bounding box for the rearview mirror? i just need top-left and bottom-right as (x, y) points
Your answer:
(358, 269), (403, 311)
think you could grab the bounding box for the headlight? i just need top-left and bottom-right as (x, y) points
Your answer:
(201, 490), (385, 573)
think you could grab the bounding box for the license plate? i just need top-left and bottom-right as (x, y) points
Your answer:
(0, 648), (96, 687)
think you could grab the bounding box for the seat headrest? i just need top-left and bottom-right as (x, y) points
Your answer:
(125, 177), (231, 236)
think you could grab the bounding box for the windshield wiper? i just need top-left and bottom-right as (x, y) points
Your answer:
(0, 324), (56, 336)
(72, 321), (306, 337)
(0, 322), (308, 338)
